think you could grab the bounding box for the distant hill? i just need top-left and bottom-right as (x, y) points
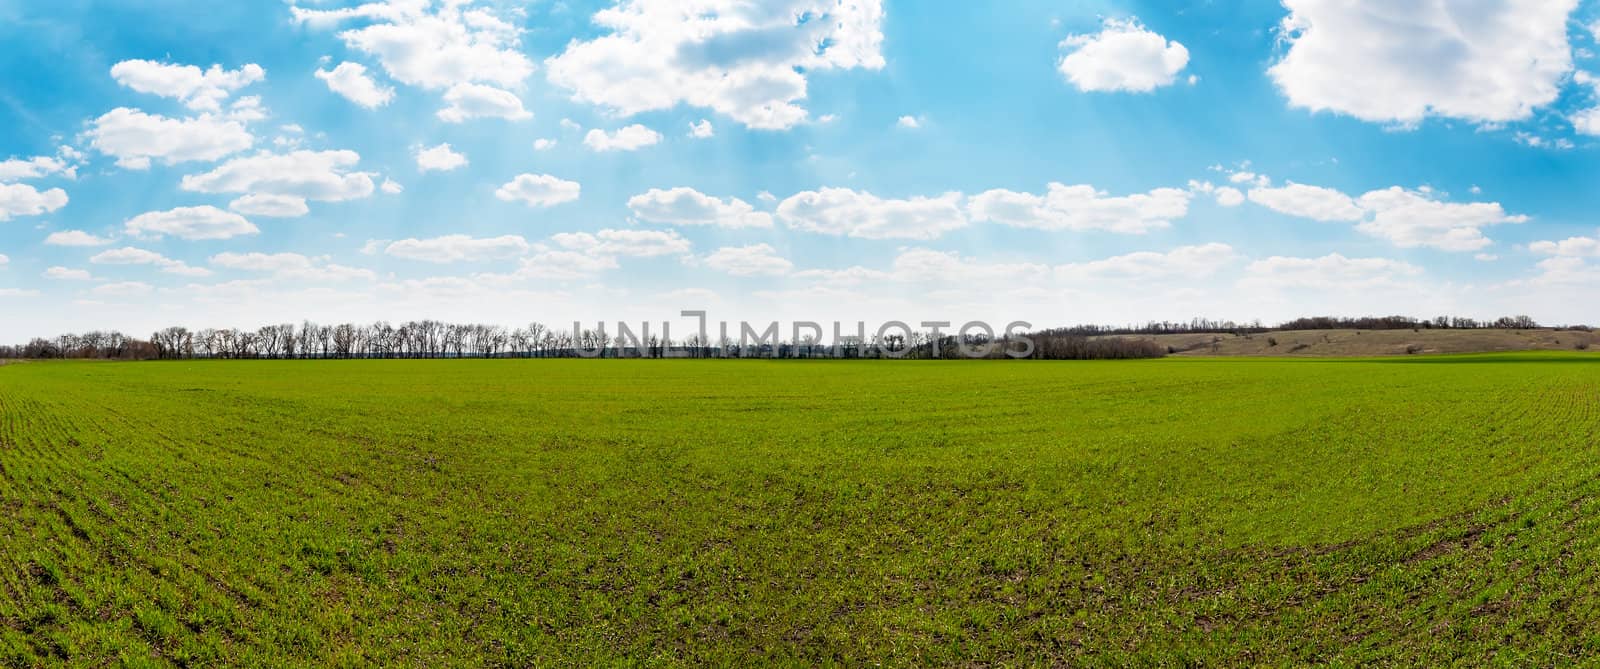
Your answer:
(1109, 328), (1597, 357)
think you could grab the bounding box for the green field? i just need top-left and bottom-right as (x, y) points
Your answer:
(3, 355), (1600, 665)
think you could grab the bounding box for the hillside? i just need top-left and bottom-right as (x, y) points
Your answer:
(1117, 328), (1597, 357)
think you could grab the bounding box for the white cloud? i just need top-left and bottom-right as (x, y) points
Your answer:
(584, 124), (662, 152)
(1570, 71), (1600, 135)
(896, 115), (921, 129)
(110, 60), (265, 112)
(381, 178), (404, 194)
(384, 234), (530, 263)
(1237, 173), (1527, 252)
(0, 182), (68, 221)
(688, 119), (714, 138)
(226, 96), (268, 123)
(124, 206), (259, 240)
(546, 0), (885, 130)
(1529, 235), (1600, 257)
(415, 143), (468, 172)
(1058, 18), (1190, 93)
(704, 244), (793, 276)
(968, 183), (1190, 233)
(1268, 0), (1578, 125)
(1356, 187), (1525, 251)
(43, 266), (93, 281)
(1519, 256), (1600, 285)
(44, 230), (113, 247)
(494, 173), (581, 207)
(886, 248), (1050, 284)
(778, 188), (966, 240)
(93, 281), (154, 297)
(86, 108), (254, 169)
(1057, 243), (1239, 280)
(0, 152), (76, 181)
(1243, 253), (1423, 289)
(551, 229), (692, 257)
(210, 252), (375, 281)
(1247, 182), (1364, 221)
(89, 246), (211, 276)
(315, 61), (395, 109)
(229, 193), (312, 218)
(507, 251), (618, 281)
(180, 150), (376, 215)
(437, 82), (532, 122)
(292, 1), (534, 91)
(627, 187), (773, 228)
(533, 138), (557, 151)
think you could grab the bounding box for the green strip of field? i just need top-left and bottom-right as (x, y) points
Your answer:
(3, 354), (1600, 665)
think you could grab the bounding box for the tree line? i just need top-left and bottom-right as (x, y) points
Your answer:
(0, 314), (1577, 362)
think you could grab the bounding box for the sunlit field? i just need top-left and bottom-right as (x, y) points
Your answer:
(4, 355), (1600, 665)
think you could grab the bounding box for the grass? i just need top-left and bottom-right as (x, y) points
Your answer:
(3, 354), (1600, 665)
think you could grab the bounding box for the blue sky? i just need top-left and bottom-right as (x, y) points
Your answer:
(3, 0), (1600, 341)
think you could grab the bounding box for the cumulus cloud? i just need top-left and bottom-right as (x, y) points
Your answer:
(885, 248), (1049, 284)
(384, 234), (530, 263)
(1058, 18), (1190, 92)
(1529, 235), (1600, 257)
(291, 1), (534, 91)
(93, 281), (154, 297)
(43, 266), (93, 281)
(210, 252), (375, 281)
(1569, 71), (1600, 136)
(533, 138), (557, 151)
(0, 182), (69, 221)
(124, 206), (259, 240)
(180, 150), (376, 216)
(0, 152), (78, 181)
(627, 187), (773, 228)
(1267, 0), (1578, 125)
(778, 188), (966, 240)
(86, 108), (254, 169)
(551, 229), (692, 257)
(1238, 173), (1528, 251)
(110, 60), (265, 112)
(1247, 182), (1364, 222)
(1355, 187), (1526, 251)
(1190, 179), (1247, 207)
(415, 143), (468, 172)
(437, 82), (532, 122)
(704, 243), (793, 276)
(1243, 253), (1423, 289)
(896, 115), (922, 129)
(498, 251), (616, 281)
(89, 246), (211, 276)
(44, 230), (113, 247)
(315, 61), (395, 108)
(1056, 243), (1239, 280)
(229, 193), (312, 218)
(1519, 256), (1600, 285)
(494, 173), (581, 207)
(688, 119), (714, 138)
(968, 183), (1191, 233)
(545, 0), (885, 129)
(584, 125), (662, 152)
